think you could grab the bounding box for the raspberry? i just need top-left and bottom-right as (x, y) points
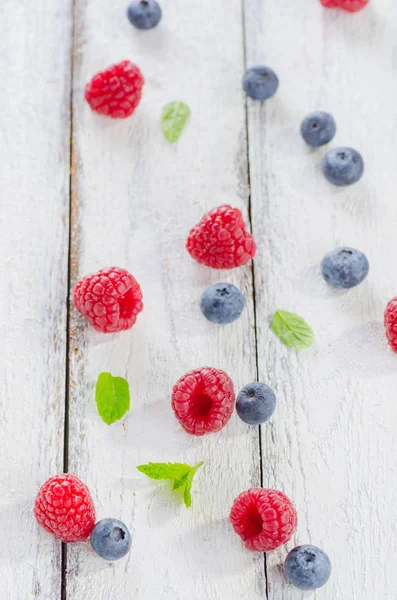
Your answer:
(171, 367), (235, 436)
(384, 297), (397, 353)
(85, 60), (144, 118)
(338, 0), (369, 11)
(73, 267), (143, 333)
(320, 0), (369, 11)
(34, 474), (96, 543)
(230, 488), (297, 552)
(186, 205), (256, 269)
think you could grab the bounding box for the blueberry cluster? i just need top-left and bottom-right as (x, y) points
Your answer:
(239, 65), (369, 294)
(243, 66), (364, 187)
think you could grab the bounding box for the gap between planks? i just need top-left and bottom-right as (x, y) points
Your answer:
(241, 0), (268, 593)
(62, 0), (77, 598)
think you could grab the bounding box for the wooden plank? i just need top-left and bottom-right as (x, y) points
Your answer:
(244, 0), (397, 598)
(0, 1), (72, 599)
(67, 0), (263, 598)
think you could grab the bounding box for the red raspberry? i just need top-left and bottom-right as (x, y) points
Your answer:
(320, 0), (339, 6)
(171, 367), (235, 436)
(230, 488), (297, 552)
(73, 267), (143, 333)
(320, 0), (369, 10)
(34, 474), (96, 543)
(384, 297), (397, 353)
(85, 60), (144, 118)
(186, 205), (257, 269)
(338, 0), (369, 11)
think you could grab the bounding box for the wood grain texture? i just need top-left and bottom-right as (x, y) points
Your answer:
(67, 1), (263, 598)
(0, 1), (72, 599)
(244, 0), (397, 598)
(3, 1), (394, 598)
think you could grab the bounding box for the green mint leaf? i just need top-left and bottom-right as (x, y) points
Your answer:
(95, 372), (130, 425)
(137, 461), (203, 508)
(270, 310), (314, 350)
(161, 101), (191, 143)
(136, 462), (191, 481)
(183, 462), (203, 508)
(172, 471), (191, 490)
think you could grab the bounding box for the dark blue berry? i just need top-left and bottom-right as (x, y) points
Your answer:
(127, 0), (162, 30)
(242, 66), (279, 101)
(322, 147), (364, 186)
(200, 283), (245, 325)
(236, 381), (276, 425)
(321, 247), (369, 289)
(301, 111), (336, 147)
(284, 545), (331, 590)
(90, 519), (132, 561)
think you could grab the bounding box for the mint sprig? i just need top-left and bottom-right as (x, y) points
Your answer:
(161, 101), (191, 142)
(270, 310), (314, 350)
(137, 461), (203, 508)
(95, 372), (130, 425)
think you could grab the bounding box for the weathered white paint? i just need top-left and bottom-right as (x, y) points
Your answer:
(0, 1), (72, 599)
(3, 0), (395, 598)
(245, 0), (397, 598)
(67, 1), (262, 599)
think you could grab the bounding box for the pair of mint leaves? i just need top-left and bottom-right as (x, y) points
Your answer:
(95, 374), (203, 508)
(94, 311), (312, 505)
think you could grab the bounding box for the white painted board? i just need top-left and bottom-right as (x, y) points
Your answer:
(0, 1), (72, 599)
(245, 0), (397, 597)
(2, 0), (395, 598)
(67, 0), (262, 598)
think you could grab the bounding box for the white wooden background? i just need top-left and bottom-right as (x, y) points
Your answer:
(1, 0), (397, 598)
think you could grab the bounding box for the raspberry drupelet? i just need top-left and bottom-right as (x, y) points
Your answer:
(171, 367), (235, 436)
(73, 267), (143, 333)
(85, 60), (144, 118)
(186, 205), (256, 269)
(230, 488), (297, 552)
(34, 474), (96, 543)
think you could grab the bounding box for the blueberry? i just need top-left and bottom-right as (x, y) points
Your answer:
(200, 283), (245, 325)
(284, 545), (332, 590)
(127, 0), (162, 30)
(322, 147), (364, 186)
(90, 519), (132, 561)
(321, 246), (369, 289)
(236, 381), (276, 425)
(300, 111), (336, 147)
(242, 66), (279, 101)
